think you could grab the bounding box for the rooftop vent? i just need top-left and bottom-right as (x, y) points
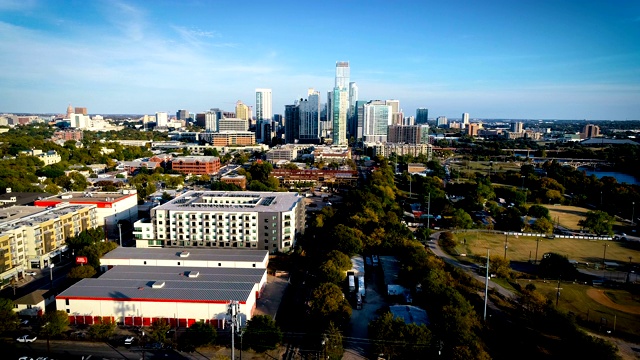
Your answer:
(151, 281), (165, 289)
(179, 251), (190, 258)
(186, 271), (199, 278)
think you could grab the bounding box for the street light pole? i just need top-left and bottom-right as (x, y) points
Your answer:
(535, 237), (541, 265)
(628, 257), (633, 283)
(49, 263), (55, 290)
(632, 202), (636, 226)
(602, 244), (609, 270)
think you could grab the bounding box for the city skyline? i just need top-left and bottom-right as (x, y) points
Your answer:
(0, 1), (639, 120)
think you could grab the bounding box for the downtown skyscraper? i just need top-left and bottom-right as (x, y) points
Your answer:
(255, 88), (272, 121)
(329, 61), (350, 145)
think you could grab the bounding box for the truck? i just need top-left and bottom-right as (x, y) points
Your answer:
(355, 293), (363, 310)
(358, 276), (366, 299)
(348, 274), (356, 293)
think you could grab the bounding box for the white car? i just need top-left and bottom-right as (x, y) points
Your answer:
(124, 336), (135, 345)
(16, 335), (37, 342)
(25, 271), (37, 276)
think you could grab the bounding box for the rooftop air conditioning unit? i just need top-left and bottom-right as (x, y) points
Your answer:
(151, 281), (165, 288)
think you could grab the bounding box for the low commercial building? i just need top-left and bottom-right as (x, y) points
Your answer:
(57, 266), (266, 327)
(170, 156), (221, 175)
(365, 143), (433, 160)
(56, 248), (269, 327)
(312, 145), (351, 164)
(271, 169), (358, 187)
(133, 191), (305, 253)
(34, 190), (138, 239)
(220, 175), (247, 190)
(266, 146), (299, 164)
(13, 290), (55, 317)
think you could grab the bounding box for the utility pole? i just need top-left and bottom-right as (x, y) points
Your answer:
(426, 192), (431, 237)
(504, 234), (508, 259)
(228, 301), (241, 360)
(602, 243), (609, 270)
(535, 237), (541, 265)
(555, 277), (562, 307)
(483, 249), (490, 322)
(118, 223), (123, 247)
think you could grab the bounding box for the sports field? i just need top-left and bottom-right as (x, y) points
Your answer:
(532, 281), (640, 337)
(452, 231), (639, 265)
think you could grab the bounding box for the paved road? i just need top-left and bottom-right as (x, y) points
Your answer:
(427, 232), (515, 299)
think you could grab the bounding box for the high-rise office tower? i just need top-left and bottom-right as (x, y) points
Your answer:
(581, 124), (600, 139)
(235, 101), (250, 121)
(284, 104), (300, 144)
(436, 116), (448, 127)
(348, 82), (358, 138)
(355, 100), (366, 140)
(363, 100), (392, 143)
(511, 121), (523, 133)
(462, 112), (469, 126)
(75, 107), (87, 115)
(331, 61), (350, 145)
(176, 109), (189, 121)
(416, 108), (429, 124)
(205, 111), (217, 132)
(299, 89), (321, 143)
(156, 112), (168, 127)
(386, 100), (400, 115)
(255, 89), (272, 121)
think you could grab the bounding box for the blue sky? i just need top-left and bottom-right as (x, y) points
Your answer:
(0, 0), (639, 119)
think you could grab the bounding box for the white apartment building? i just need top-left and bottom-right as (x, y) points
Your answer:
(133, 191), (305, 253)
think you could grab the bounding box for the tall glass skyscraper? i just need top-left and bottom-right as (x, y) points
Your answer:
(416, 108), (429, 124)
(255, 88), (272, 121)
(363, 100), (392, 143)
(331, 61), (349, 145)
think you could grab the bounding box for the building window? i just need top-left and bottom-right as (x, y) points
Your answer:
(66, 309), (70, 313)
(144, 261), (147, 265)
(252, 264), (256, 268)
(178, 262), (181, 265)
(65, 299), (70, 306)
(218, 263), (221, 267)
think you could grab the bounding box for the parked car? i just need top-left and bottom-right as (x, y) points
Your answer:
(124, 336), (135, 345)
(16, 335), (37, 342)
(25, 271), (37, 276)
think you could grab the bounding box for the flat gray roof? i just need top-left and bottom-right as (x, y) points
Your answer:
(100, 265), (265, 284)
(57, 277), (255, 302)
(101, 247), (268, 263)
(155, 190), (302, 213)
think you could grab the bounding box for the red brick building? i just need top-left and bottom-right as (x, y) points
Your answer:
(171, 156), (221, 175)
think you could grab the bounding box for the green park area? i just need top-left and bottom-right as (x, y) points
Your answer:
(546, 204), (627, 230)
(533, 281), (640, 337)
(451, 231), (640, 265)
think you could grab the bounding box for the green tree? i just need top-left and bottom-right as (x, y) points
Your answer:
(177, 321), (216, 352)
(530, 217), (554, 234)
(243, 315), (283, 352)
(88, 320), (116, 340)
(309, 283), (352, 328)
(448, 208), (474, 229)
(68, 265), (97, 279)
(148, 318), (171, 344)
(527, 204), (551, 220)
(489, 255), (512, 278)
(324, 322), (344, 360)
(577, 210), (614, 235)
(0, 297), (18, 334)
(330, 224), (364, 256)
(42, 310), (70, 337)
(538, 252), (578, 279)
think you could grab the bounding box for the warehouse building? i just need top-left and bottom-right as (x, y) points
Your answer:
(56, 248), (269, 328)
(133, 191), (305, 253)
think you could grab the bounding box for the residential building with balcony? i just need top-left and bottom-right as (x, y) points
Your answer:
(133, 191), (305, 253)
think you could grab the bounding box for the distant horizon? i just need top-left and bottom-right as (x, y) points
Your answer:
(3, 112), (639, 123)
(1, 1), (639, 119)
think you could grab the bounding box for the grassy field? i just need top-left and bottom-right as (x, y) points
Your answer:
(532, 281), (640, 337)
(452, 231), (640, 265)
(449, 160), (522, 176)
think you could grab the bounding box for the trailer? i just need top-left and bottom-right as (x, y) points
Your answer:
(348, 274), (356, 293)
(358, 276), (366, 298)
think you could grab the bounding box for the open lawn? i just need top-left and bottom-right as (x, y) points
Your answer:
(452, 231), (640, 266)
(449, 160), (522, 176)
(532, 281), (640, 337)
(542, 204), (626, 232)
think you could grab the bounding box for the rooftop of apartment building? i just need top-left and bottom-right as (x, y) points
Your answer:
(155, 190), (302, 213)
(0, 204), (95, 231)
(35, 190), (137, 207)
